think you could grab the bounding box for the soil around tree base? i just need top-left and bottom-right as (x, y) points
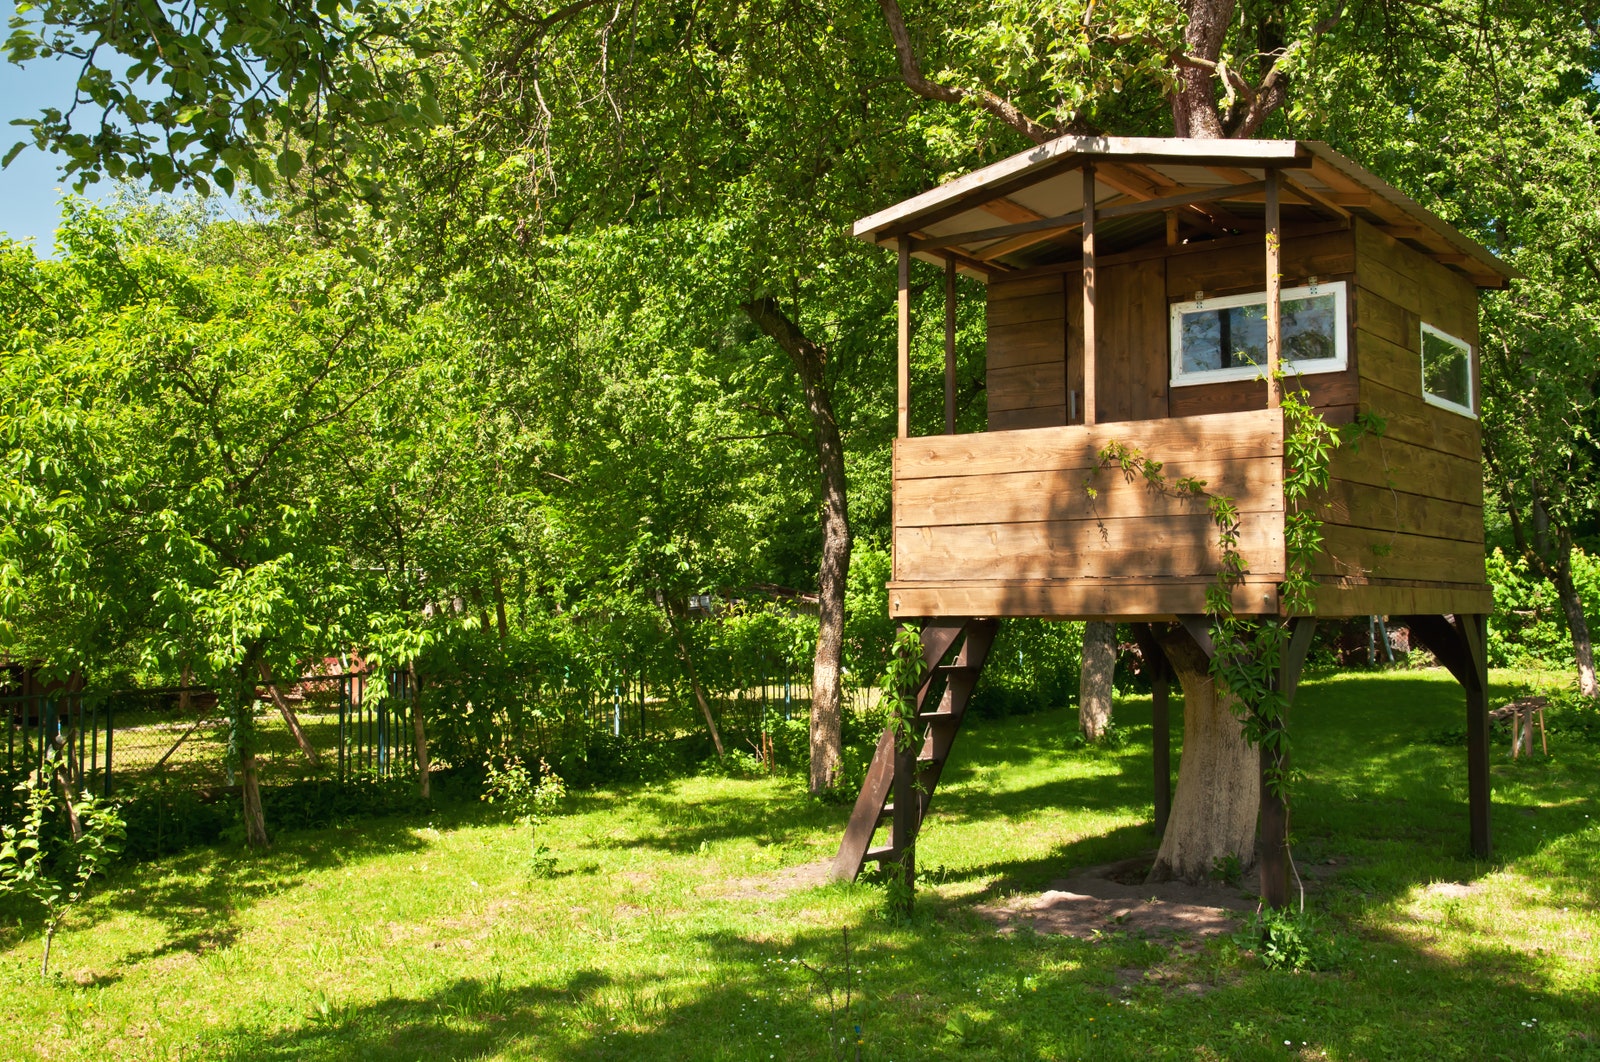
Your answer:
(976, 855), (1261, 940)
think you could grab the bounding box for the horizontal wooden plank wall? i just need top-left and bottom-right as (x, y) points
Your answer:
(1314, 219), (1487, 607)
(987, 274), (1067, 431)
(891, 410), (1286, 617)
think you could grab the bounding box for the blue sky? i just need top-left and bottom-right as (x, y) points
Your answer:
(0, 0), (125, 254)
(0, 0), (115, 254)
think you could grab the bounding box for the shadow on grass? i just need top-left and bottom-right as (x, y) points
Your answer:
(176, 903), (1599, 1062)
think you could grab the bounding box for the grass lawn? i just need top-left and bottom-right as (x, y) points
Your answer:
(4, 667), (1597, 1060)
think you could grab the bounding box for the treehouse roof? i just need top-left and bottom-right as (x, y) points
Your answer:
(852, 136), (1514, 288)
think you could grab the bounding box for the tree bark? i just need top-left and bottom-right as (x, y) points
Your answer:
(409, 661), (431, 798)
(667, 608), (725, 758)
(742, 297), (850, 795)
(240, 747), (268, 849)
(254, 660), (321, 769)
(1148, 627), (1258, 884)
(1078, 621), (1116, 742)
(1171, 0), (1233, 138)
(1552, 559), (1599, 699)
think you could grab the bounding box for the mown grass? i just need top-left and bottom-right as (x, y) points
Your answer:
(3, 667), (1597, 1060)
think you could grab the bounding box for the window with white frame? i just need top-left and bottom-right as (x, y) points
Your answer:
(1169, 281), (1348, 386)
(1420, 323), (1474, 417)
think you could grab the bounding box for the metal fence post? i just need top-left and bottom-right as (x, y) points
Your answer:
(103, 696), (113, 797)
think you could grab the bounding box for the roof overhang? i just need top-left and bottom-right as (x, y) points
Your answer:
(852, 136), (1515, 289)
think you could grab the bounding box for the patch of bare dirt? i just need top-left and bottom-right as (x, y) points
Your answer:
(977, 855), (1257, 940)
(714, 858), (834, 900)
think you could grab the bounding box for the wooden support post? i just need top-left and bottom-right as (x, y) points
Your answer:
(1401, 614), (1493, 859)
(1081, 164), (1098, 427)
(1259, 617), (1316, 910)
(1165, 209), (1179, 247)
(1132, 624), (1172, 837)
(1264, 169), (1282, 410)
(944, 255), (957, 435)
(897, 237), (911, 439)
(1462, 613), (1492, 859)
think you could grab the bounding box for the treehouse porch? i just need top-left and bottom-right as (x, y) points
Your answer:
(834, 136), (1516, 905)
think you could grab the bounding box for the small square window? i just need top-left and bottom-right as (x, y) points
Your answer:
(1420, 324), (1474, 417)
(1170, 282), (1348, 386)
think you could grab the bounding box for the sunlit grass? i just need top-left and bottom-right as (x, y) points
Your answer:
(3, 667), (1596, 1059)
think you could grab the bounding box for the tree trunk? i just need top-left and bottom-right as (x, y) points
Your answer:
(409, 661), (431, 798)
(667, 610), (725, 758)
(742, 298), (850, 795)
(240, 748), (268, 849)
(1078, 621), (1116, 742)
(254, 660), (320, 769)
(1170, 0), (1233, 137)
(1147, 628), (1258, 884)
(1552, 557), (1599, 698)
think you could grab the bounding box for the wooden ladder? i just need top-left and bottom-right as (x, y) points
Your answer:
(831, 617), (1000, 882)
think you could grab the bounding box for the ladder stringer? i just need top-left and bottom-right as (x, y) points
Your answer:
(830, 617), (998, 882)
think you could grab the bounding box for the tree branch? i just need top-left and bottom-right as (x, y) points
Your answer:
(877, 0), (1060, 144)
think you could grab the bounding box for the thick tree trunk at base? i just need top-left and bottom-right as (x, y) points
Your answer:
(1553, 562), (1599, 698)
(1148, 630), (1258, 884)
(1079, 621), (1116, 742)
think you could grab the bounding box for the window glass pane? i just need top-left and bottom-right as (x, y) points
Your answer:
(1179, 303), (1266, 372)
(1281, 292), (1338, 361)
(1423, 328), (1471, 410)
(1176, 288), (1339, 377)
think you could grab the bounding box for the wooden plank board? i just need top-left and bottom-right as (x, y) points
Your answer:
(893, 512), (1285, 583)
(1308, 580), (1493, 618)
(1166, 230), (1356, 298)
(897, 408), (1283, 479)
(1356, 218), (1479, 340)
(987, 322), (1067, 371)
(887, 577), (1284, 619)
(1314, 524), (1485, 584)
(988, 404), (1067, 432)
(1096, 256), (1169, 424)
(988, 361), (1068, 411)
(1169, 372), (1358, 418)
(987, 273), (1067, 300)
(988, 291), (1067, 329)
(1313, 478), (1484, 544)
(1357, 376), (1480, 459)
(1328, 434), (1483, 505)
(1354, 328), (1423, 397)
(1351, 284), (1416, 349)
(895, 457), (1283, 527)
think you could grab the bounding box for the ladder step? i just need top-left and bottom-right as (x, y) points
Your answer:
(917, 754), (944, 769)
(934, 664), (982, 677)
(865, 844), (902, 862)
(916, 708), (958, 722)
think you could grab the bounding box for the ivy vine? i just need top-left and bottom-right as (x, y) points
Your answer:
(1082, 382), (1384, 801)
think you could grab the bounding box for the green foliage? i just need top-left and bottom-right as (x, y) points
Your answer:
(1487, 547), (1600, 670)
(880, 626), (928, 754)
(970, 620), (1084, 719)
(0, 781), (125, 977)
(482, 756), (566, 876)
(1235, 907), (1353, 973)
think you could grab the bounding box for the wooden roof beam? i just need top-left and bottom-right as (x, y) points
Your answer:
(978, 197), (1047, 224)
(911, 181), (1265, 253)
(1099, 162), (1241, 235)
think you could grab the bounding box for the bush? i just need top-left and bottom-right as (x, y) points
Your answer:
(969, 620), (1083, 719)
(1486, 547), (1600, 670)
(1234, 907), (1352, 972)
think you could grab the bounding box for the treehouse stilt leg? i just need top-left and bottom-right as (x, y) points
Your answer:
(1402, 614), (1492, 859)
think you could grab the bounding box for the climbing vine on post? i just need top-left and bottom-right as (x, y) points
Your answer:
(1082, 384), (1383, 802)
(879, 625), (927, 918)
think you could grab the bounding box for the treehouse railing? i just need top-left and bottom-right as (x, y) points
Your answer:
(888, 408), (1288, 619)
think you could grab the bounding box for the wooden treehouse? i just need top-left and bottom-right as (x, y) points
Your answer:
(833, 137), (1514, 903)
